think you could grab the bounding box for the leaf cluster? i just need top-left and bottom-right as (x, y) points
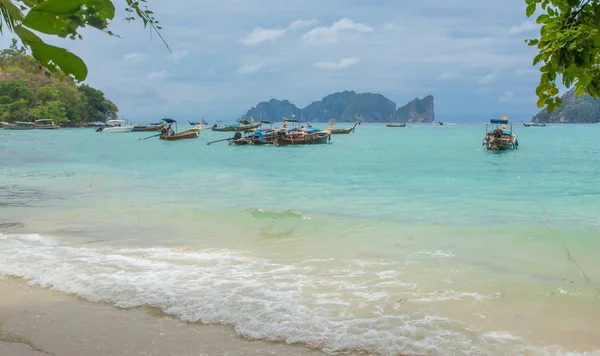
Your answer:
(526, 0), (600, 111)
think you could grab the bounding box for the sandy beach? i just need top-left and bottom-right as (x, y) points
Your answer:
(0, 278), (324, 356)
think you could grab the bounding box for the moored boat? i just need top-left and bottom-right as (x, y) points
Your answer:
(273, 120), (334, 146)
(212, 118), (261, 132)
(97, 120), (134, 133)
(131, 122), (166, 132)
(330, 121), (359, 134)
(523, 122), (546, 127)
(34, 119), (59, 129)
(159, 118), (200, 141)
(3, 121), (34, 130)
(386, 123), (406, 127)
(483, 116), (518, 151)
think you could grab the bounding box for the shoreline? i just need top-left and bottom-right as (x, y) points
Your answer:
(0, 278), (325, 356)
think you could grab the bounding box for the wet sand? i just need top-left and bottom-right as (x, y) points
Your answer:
(0, 278), (325, 356)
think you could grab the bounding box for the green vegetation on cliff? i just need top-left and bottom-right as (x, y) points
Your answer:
(532, 88), (600, 123)
(0, 40), (117, 125)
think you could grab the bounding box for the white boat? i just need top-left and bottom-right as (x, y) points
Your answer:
(97, 120), (134, 133)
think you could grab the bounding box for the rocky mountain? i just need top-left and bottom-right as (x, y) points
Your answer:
(532, 88), (600, 123)
(240, 91), (434, 123)
(397, 95), (435, 123)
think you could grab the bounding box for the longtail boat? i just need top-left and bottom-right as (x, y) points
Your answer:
(330, 121), (359, 134)
(483, 116), (519, 151)
(212, 118), (261, 132)
(522, 122), (546, 127)
(34, 119), (59, 129)
(386, 123), (406, 127)
(158, 118), (200, 141)
(3, 121), (34, 130)
(132, 122), (166, 132)
(273, 120), (334, 146)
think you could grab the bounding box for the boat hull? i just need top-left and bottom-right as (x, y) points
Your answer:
(330, 128), (354, 134)
(483, 135), (518, 151)
(100, 126), (134, 133)
(386, 123), (406, 127)
(212, 123), (260, 132)
(160, 130), (199, 141)
(3, 123), (34, 130)
(274, 133), (330, 146)
(131, 123), (166, 132)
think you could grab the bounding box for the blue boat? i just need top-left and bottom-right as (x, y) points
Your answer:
(482, 116), (519, 150)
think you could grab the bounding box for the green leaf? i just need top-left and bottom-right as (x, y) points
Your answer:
(35, 0), (108, 15)
(536, 14), (550, 23)
(526, 3), (537, 17)
(22, 9), (68, 35)
(15, 26), (88, 81)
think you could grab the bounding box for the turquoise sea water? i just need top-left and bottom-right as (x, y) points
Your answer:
(1, 123), (600, 355)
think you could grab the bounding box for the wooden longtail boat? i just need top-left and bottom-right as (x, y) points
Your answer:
(522, 122), (546, 127)
(34, 119), (60, 129)
(212, 117), (262, 132)
(330, 121), (359, 134)
(273, 120), (334, 146)
(386, 123), (406, 127)
(3, 121), (34, 130)
(132, 122), (166, 132)
(158, 118), (200, 141)
(482, 116), (519, 151)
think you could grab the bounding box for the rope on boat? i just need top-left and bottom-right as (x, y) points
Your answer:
(526, 178), (591, 282)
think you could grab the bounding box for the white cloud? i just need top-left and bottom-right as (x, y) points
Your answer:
(498, 90), (515, 103)
(509, 21), (538, 35)
(478, 73), (497, 85)
(240, 27), (287, 45)
(288, 19), (319, 31)
(302, 18), (374, 44)
(514, 67), (537, 76)
(237, 62), (265, 74)
(123, 52), (146, 62)
(314, 58), (360, 70)
(439, 71), (460, 80)
(146, 71), (167, 80)
(169, 50), (189, 62)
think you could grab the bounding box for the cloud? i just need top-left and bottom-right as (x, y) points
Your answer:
(169, 50), (189, 62)
(509, 21), (538, 35)
(498, 91), (515, 103)
(439, 71), (460, 80)
(302, 18), (374, 44)
(240, 27), (287, 45)
(478, 73), (497, 85)
(514, 67), (538, 76)
(123, 52), (145, 62)
(288, 19), (318, 31)
(145, 71), (167, 80)
(314, 58), (359, 70)
(237, 62), (265, 74)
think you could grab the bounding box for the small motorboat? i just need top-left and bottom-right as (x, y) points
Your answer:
(96, 119), (134, 133)
(483, 116), (518, 151)
(386, 123), (406, 127)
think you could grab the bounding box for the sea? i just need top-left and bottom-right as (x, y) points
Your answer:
(1, 123), (599, 355)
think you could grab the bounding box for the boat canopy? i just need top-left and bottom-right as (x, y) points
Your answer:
(107, 120), (126, 124)
(35, 119), (53, 123)
(162, 118), (177, 123)
(490, 119), (508, 124)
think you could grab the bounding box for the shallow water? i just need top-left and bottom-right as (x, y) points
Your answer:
(1, 124), (599, 355)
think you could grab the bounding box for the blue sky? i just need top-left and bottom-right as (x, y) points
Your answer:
(2, 0), (545, 122)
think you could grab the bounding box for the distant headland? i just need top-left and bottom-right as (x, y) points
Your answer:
(240, 91), (434, 123)
(532, 88), (600, 124)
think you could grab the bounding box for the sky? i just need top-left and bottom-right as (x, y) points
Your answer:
(1, 0), (547, 122)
